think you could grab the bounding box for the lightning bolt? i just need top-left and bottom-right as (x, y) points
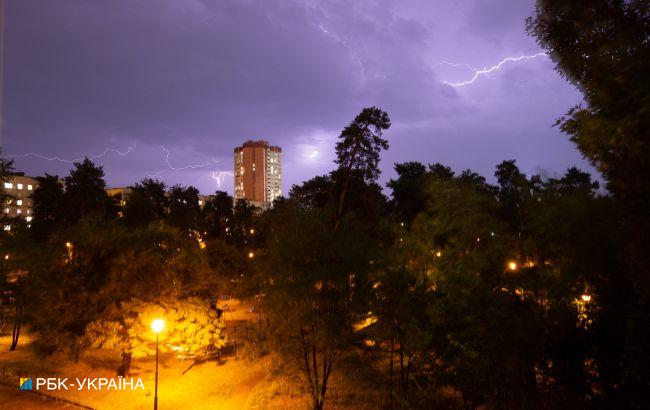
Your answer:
(441, 53), (548, 87)
(159, 145), (210, 170)
(433, 61), (479, 71)
(313, 23), (365, 81)
(157, 147), (233, 189)
(147, 170), (165, 179)
(3, 142), (137, 164)
(211, 171), (234, 189)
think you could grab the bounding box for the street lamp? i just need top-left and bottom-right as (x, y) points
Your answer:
(151, 319), (165, 410)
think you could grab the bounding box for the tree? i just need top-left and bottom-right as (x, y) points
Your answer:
(403, 169), (544, 408)
(372, 261), (434, 404)
(123, 179), (168, 227)
(199, 191), (233, 240)
(85, 298), (226, 375)
(526, 1), (649, 201)
(63, 158), (116, 221)
(334, 107), (390, 229)
(289, 170), (388, 228)
(387, 161), (428, 224)
(230, 199), (257, 248)
(261, 200), (379, 410)
(31, 174), (65, 240)
(30, 219), (214, 359)
(167, 185), (200, 232)
(527, 2), (650, 401)
(0, 223), (51, 351)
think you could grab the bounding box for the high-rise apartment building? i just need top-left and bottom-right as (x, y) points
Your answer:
(234, 140), (282, 208)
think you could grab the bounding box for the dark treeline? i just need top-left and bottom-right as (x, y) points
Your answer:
(1, 1), (649, 409)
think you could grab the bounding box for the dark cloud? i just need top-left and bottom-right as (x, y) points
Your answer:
(2, 0), (592, 194)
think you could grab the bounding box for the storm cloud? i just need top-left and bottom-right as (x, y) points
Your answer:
(2, 0), (589, 194)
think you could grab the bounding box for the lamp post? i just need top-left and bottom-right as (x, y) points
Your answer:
(151, 319), (165, 410)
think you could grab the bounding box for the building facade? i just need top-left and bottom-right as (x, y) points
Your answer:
(2, 174), (38, 226)
(234, 140), (282, 208)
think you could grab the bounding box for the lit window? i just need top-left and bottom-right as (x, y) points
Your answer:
(17, 183), (23, 190)
(16, 200), (22, 206)
(198, 200), (203, 206)
(16, 209), (22, 214)
(3, 225), (10, 231)
(3, 208), (8, 213)
(27, 184), (33, 190)
(25, 216), (32, 222)
(3, 182), (12, 189)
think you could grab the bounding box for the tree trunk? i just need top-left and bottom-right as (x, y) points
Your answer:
(334, 136), (363, 231)
(389, 337), (395, 408)
(399, 347), (405, 398)
(10, 305), (21, 351)
(123, 351), (132, 376)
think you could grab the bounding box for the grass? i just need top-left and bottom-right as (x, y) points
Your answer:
(0, 331), (265, 409)
(0, 331), (389, 410)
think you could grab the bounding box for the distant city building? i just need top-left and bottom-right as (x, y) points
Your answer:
(234, 140), (282, 208)
(2, 174), (38, 228)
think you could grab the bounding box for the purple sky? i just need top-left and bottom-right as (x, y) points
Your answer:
(1, 0), (592, 195)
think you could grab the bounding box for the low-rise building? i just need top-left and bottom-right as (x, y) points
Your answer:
(2, 174), (38, 227)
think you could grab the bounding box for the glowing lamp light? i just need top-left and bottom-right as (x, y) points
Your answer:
(248, 252), (254, 259)
(65, 242), (72, 248)
(507, 261), (518, 271)
(581, 294), (592, 303)
(151, 319), (165, 334)
(435, 251), (442, 258)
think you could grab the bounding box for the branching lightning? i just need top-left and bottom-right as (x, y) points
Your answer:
(156, 147), (233, 189)
(159, 145), (210, 170)
(4, 142), (137, 164)
(440, 52), (548, 87)
(211, 171), (234, 189)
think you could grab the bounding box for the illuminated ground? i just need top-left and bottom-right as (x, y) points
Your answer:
(0, 301), (385, 409)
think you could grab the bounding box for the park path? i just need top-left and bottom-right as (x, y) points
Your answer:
(0, 384), (82, 409)
(219, 370), (265, 410)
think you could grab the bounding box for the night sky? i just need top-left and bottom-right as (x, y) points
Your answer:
(1, 0), (592, 195)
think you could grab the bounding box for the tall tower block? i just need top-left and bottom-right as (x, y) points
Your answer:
(234, 140), (282, 208)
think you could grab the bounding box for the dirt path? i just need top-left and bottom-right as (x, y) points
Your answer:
(219, 370), (265, 410)
(0, 384), (84, 409)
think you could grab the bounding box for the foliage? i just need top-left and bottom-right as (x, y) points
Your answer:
(199, 191), (233, 240)
(167, 185), (201, 232)
(335, 107), (391, 183)
(528, 1), (650, 403)
(123, 178), (168, 227)
(29, 219), (214, 358)
(31, 174), (65, 240)
(260, 200), (379, 410)
(85, 297), (225, 360)
(63, 158), (117, 221)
